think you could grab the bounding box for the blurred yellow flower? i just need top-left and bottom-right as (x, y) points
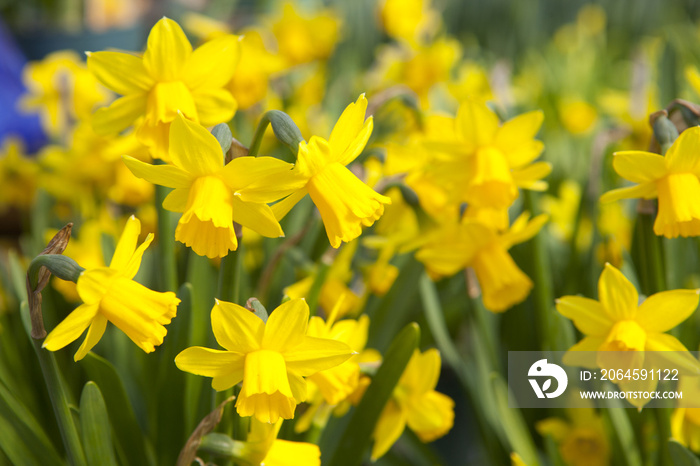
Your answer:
(175, 298), (353, 423)
(536, 403), (609, 466)
(371, 348), (454, 460)
(558, 98), (598, 135)
(88, 17), (240, 159)
(600, 126), (700, 238)
(379, 0), (440, 44)
(0, 139), (39, 212)
(416, 212), (548, 312)
(672, 404), (700, 453)
(271, 2), (340, 66)
(43, 216), (180, 360)
(230, 31), (286, 110)
(541, 179), (581, 241)
(20, 51), (110, 136)
(123, 114), (292, 258)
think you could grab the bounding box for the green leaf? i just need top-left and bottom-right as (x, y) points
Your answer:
(80, 353), (153, 466)
(669, 440), (700, 466)
(491, 375), (540, 466)
(326, 322), (420, 466)
(603, 397), (643, 466)
(80, 382), (117, 466)
(0, 381), (63, 465)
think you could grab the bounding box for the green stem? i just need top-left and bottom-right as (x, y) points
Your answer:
(32, 339), (87, 466)
(523, 191), (554, 351)
(154, 164), (178, 292)
(636, 206), (666, 296)
(217, 249), (242, 304)
(306, 260), (331, 317)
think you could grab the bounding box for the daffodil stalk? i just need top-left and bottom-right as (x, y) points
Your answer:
(154, 167), (178, 292)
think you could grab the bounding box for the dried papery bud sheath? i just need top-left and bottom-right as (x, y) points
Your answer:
(25, 223), (78, 339)
(177, 396), (235, 466)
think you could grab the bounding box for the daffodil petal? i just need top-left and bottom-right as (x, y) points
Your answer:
(123, 233), (154, 280)
(263, 299), (309, 351)
(612, 151), (666, 183)
(511, 161), (552, 189)
(162, 187), (189, 212)
(192, 87), (236, 127)
(645, 333), (700, 374)
(500, 213), (548, 250)
(370, 400), (406, 461)
(636, 289), (700, 333)
(598, 263), (638, 321)
(73, 314), (108, 361)
(401, 349), (441, 395)
(122, 155), (193, 188)
(143, 17), (192, 81)
(288, 371), (307, 403)
(168, 114), (223, 175)
(43, 303), (99, 351)
(271, 189), (308, 221)
(600, 182), (657, 203)
(110, 215), (140, 270)
(212, 300), (264, 353)
(494, 110), (543, 150)
(230, 196), (284, 238)
(405, 391), (454, 442)
(456, 98), (499, 149)
(182, 34), (241, 90)
(284, 336), (353, 376)
(174, 346), (245, 391)
(556, 296), (613, 336)
(665, 126), (700, 173)
(92, 94), (146, 135)
(77, 268), (115, 304)
(87, 51), (153, 95)
(223, 156), (304, 202)
(561, 336), (604, 369)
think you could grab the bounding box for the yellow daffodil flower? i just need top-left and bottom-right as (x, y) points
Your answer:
(600, 126), (700, 238)
(271, 2), (340, 67)
(541, 179), (582, 241)
(672, 407), (700, 453)
(379, 0), (440, 44)
(175, 298), (353, 423)
(20, 51), (110, 136)
(438, 99), (550, 210)
(416, 213), (548, 312)
(230, 31), (286, 110)
(371, 348), (454, 460)
(243, 95), (391, 248)
(123, 114), (293, 258)
(232, 418), (320, 466)
(0, 139), (39, 212)
(87, 17), (240, 159)
(536, 402), (609, 466)
(557, 263), (700, 405)
(43, 216), (180, 360)
(558, 98), (598, 135)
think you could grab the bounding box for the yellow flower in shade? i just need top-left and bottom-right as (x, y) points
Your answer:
(43, 216), (180, 360)
(541, 179), (582, 241)
(87, 17), (240, 159)
(270, 2), (340, 67)
(232, 418), (320, 466)
(673, 407), (700, 452)
(440, 99), (550, 210)
(416, 212), (548, 312)
(557, 263), (700, 405)
(379, 0), (440, 44)
(558, 98), (598, 135)
(371, 349), (454, 460)
(0, 139), (39, 212)
(123, 114), (292, 258)
(243, 95), (391, 248)
(20, 51), (110, 136)
(284, 241), (361, 318)
(600, 126), (700, 238)
(536, 402), (609, 466)
(174, 298), (353, 423)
